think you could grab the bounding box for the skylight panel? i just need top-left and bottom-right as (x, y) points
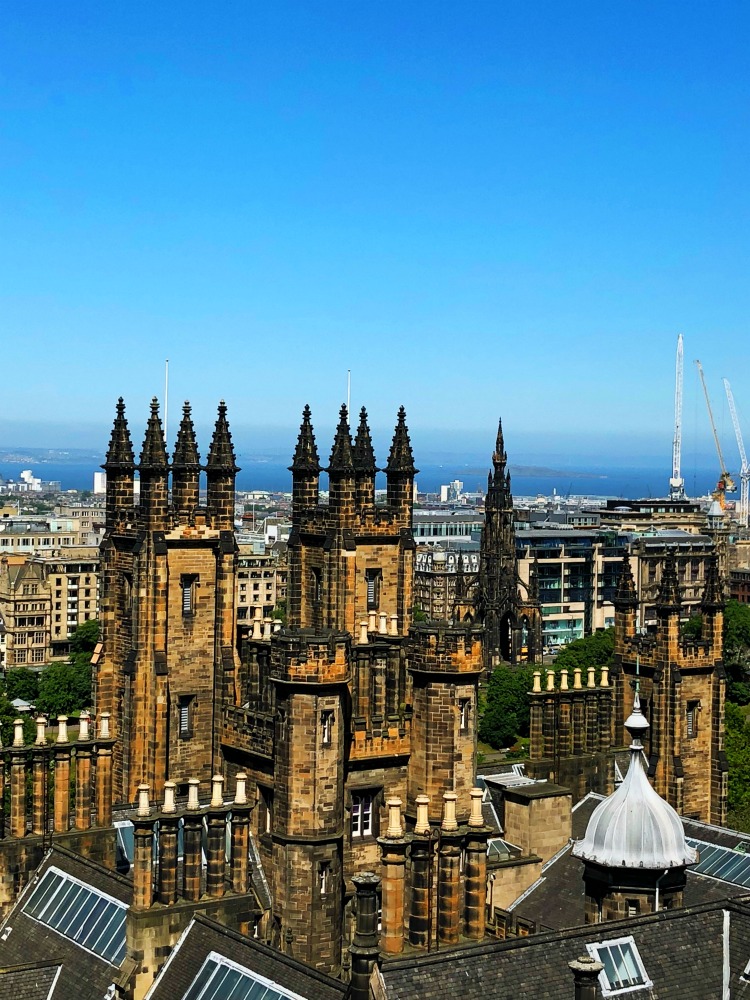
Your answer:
(182, 952), (308, 1000)
(586, 937), (652, 996)
(23, 865), (127, 966)
(686, 837), (750, 888)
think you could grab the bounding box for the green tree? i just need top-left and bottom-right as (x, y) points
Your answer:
(478, 665), (535, 750)
(69, 618), (100, 660)
(5, 667), (40, 704)
(725, 702), (750, 831)
(36, 661), (91, 718)
(554, 628), (614, 676)
(0, 694), (35, 745)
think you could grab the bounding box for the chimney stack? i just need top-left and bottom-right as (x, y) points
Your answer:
(378, 798), (408, 955)
(568, 955), (604, 1000)
(349, 872), (381, 1000)
(230, 773), (253, 895)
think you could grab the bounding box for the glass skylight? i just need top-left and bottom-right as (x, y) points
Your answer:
(182, 952), (307, 1000)
(23, 865), (127, 966)
(586, 936), (651, 996)
(685, 837), (750, 888)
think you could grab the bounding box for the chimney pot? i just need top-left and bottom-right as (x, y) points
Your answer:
(532, 670), (542, 693)
(546, 669), (555, 692)
(162, 780), (177, 813)
(378, 612), (387, 634)
(359, 621), (369, 645)
(385, 798), (402, 838)
(468, 787), (484, 828)
(187, 777), (200, 810)
(78, 711), (91, 740)
(137, 783), (151, 817)
(587, 666), (596, 688)
(234, 772), (248, 805)
(13, 719), (24, 747)
(211, 774), (224, 808)
(560, 668), (569, 690)
(415, 794), (430, 835)
(441, 790), (458, 832)
(368, 610), (377, 632)
(99, 712), (111, 738)
(600, 666), (610, 687)
(35, 716), (47, 746)
(573, 667), (583, 689)
(389, 614), (398, 636)
(56, 716), (68, 744)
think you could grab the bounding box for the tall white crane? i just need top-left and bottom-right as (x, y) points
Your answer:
(696, 359), (736, 507)
(723, 378), (749, 526)
(669, 334), (685, 500)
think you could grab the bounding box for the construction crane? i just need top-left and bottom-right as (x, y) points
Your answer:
(695, 359), (736, 507)
(669, 334), (685, 500)
(723, 378), (749, 526)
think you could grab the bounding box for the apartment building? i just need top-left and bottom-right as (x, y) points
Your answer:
(235, 544), (287, 625)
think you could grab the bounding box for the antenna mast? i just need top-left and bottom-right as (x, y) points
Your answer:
(669, 335), (685, 500)
(164, 359), (169, 447)
(723, 377), (749, 526)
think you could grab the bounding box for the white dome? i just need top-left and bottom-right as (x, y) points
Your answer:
(573, 697), (697, 870)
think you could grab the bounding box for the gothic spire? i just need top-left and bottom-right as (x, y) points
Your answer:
(353, 407), (377, 474)
(290, 404), (321, 474)
(386, 406), (417, 475)
(172, 402), (201, 469)
(206, 400), (239, 472)
(327, 404), (354, 473)
(139, 398), (168, 469)
(656, 551), (682, 610)
(493, 418), (507, 474)
(701, 555), (725, 612)
(614, 552), (638, 609)
(104, 397), (135, 469)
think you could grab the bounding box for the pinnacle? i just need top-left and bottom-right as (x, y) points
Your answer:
(614, 553), (638, 609)
(353, 406), (377, 474)
(206, 400), (239, 473)
(386, 406), (417, 476)
(493, 418), (507, 470)
(656, 551), (682, 610)
(172, 401), (201, 469)
(701, 556), (725, 611)
(328, 404), (354, 473)
(139, 397), (168, 470)
(104, 397), (135, 469)
(290, 404), (321, 474)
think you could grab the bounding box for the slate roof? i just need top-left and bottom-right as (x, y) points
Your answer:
(0, 847), (131, 1000)
(0, 962), (61, 1000)
(378, 898), (750, 1000)
(509, 794), (750, 932)
(146, 914), (349, 1000)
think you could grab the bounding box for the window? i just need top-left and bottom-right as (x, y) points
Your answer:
(32, 649), (45, 663)
(182, 952), (303, 1000)
(321, 710), (334, 746)
(586, 937), (651, 996)
(318, 861), (330, 897)
(23, 865), (127, 966)
(351, 791), (374, 838)
(365, 569), (381, 611)
(181, 575), (197, 616)
(178, 696), (194, 739)
(33, 631), (44, 645)
(311, 568), (322, 604)
(15, 650), (27, 664)
(459, 698), (470, 732)
(686, 701), (700, 739)
(259, 786), (274, 835)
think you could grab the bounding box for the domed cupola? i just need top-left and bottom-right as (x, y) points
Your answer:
(573, 693), (696, 922)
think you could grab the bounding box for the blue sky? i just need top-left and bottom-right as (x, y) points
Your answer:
(1, 1), (749, 471)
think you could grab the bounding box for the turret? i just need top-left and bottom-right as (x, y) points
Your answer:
(700, 554), (724, 653)
(103, 398), (135, 527)
(613, 552), (638, 647)
(385, 406), (417, 521)
(327, 404), (355, 519)
(353, 406), (377, 509)
(486, 419), (512, 511)
(205, 401), (239, 530)
(289, 404), (320, 512)
(172, 401), (201, 520)
(138, 398), (169, 531)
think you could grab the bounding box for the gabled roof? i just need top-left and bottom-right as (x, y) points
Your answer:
(0, 961), (61, 1000)
(377, 898), (750, 1000)
(0, 847), (131, 1000)
(145, 913), (349, 1000)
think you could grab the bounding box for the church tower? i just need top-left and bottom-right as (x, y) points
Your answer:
(612, 551), (727, 824)
(477, 419), (541, 665)
(96, 398), (240, 804)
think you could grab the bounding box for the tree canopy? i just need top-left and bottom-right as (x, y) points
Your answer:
(478, 665), (534, 750)
(554, 628), (614, 676)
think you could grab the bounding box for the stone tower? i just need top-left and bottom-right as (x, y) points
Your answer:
(232, 404), (484, 975)
(612, 551), (727, 824)
(96, 398), (240, 804)
(477, 419), (542, 665)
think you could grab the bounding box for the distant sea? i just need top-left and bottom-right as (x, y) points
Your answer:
(0, 459), (727, 501)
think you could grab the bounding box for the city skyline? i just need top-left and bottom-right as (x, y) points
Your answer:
(2, 2), (748, 456)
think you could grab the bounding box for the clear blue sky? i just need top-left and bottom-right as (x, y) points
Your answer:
(1, 1), (749, 470)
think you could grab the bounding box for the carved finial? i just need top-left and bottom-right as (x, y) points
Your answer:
(353, 406), (377, 473)
(290, 404), (321, 473)
(386, 406), (417, 475)
(104, 397), (135, 469)
(172, 401), (201, 468)
(206, 401), (239, 472)
(328, 404), (354, 472)
(139, 398), (169, 469)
